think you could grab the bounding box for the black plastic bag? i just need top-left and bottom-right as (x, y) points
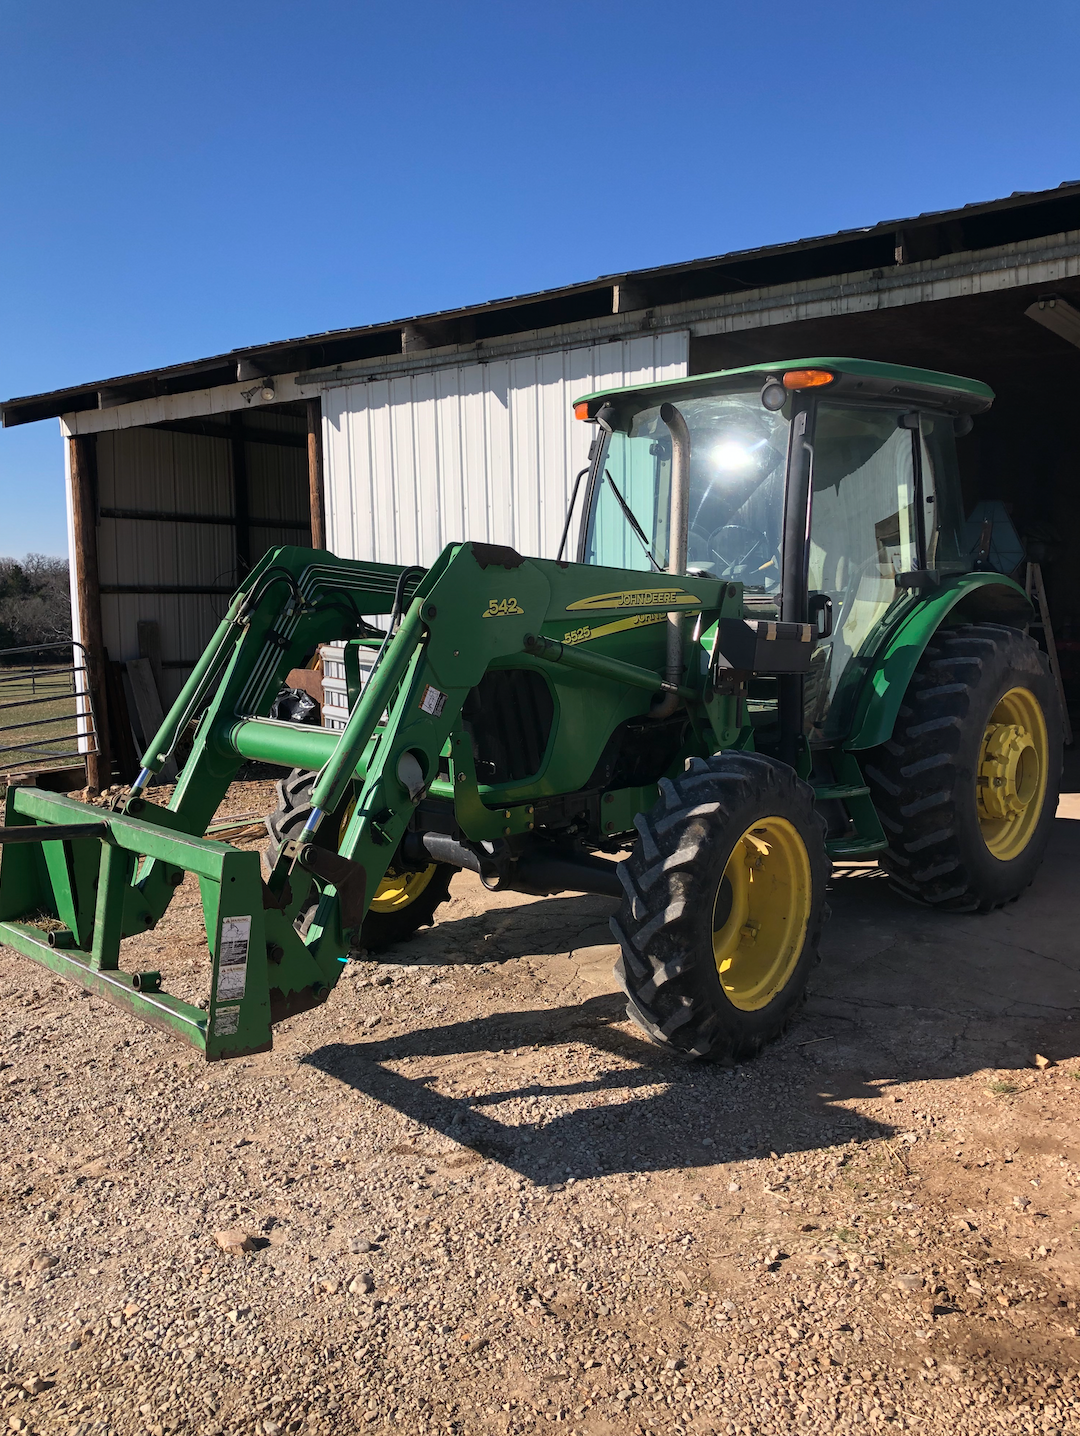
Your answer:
(269, 686), (319, 725)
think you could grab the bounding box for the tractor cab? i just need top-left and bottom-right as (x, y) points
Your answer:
(574, 358), (994, 742)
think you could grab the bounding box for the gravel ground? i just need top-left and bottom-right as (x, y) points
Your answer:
(1, 777), (1079, 1436)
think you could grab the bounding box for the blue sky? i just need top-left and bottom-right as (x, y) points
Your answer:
(2, 0), (1078, 557)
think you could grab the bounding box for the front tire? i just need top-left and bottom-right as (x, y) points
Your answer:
(864, 623), (1062, 912)
(611, 752), (830, 1062)
(263, 769), (454, 953)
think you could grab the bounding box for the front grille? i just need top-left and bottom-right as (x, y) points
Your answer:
(462, 669), (554, 784)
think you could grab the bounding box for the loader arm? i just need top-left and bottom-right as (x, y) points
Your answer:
(0, 542), (734, 1058)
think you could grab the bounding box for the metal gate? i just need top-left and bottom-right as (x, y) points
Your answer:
(0, 642), (98, 777)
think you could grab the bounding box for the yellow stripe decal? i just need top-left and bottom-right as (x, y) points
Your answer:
(566, 588), (702, 613)
(562, 612), (668, 645)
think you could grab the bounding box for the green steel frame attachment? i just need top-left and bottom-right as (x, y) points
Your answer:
(0, 542), (739, 1058)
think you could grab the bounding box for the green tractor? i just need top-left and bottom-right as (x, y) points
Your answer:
(0, 358), (1061, 1064)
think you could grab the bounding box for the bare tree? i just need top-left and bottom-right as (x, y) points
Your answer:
(0, 554), (71, 650)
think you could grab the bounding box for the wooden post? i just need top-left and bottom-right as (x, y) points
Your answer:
(68, 434), (111, 791)
(229, 413), (251, 575)
(136, 618), (164, 694)
(307, 397), (325, 550)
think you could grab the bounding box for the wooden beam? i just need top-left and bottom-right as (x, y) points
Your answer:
(229, 412), (251, 575)
(307, 397), (325, 550)
(148, 417), (306, 449)
(127, 657), (177, 781)
(136, 619), (164, 694)
(236, 358), (271, 381)
(97, 386), (141, 410)
(612, 282), (650, 314)
(98, 584), (235, 596)
(104, 657), (139, 784)
(68, 434), (111, 791)
(99, 505), (309, 530)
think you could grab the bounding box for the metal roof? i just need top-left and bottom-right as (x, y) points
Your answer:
(4, 179), (1079, 428)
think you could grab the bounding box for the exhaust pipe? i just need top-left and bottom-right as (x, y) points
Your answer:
(401, 831), (483, 874)
(653, 401), (691, 718)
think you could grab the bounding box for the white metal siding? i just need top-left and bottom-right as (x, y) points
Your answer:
(321, 332), (689, 566)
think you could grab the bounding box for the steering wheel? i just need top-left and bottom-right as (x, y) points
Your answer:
(689, 524), (779, 584)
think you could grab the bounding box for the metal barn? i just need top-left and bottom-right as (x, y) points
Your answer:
(4, 180), (1080, 785)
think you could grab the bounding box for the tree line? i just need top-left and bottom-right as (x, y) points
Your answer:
(0, 555), (72, 652)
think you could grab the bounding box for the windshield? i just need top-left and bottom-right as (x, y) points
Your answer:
(582, 390), (791, 593)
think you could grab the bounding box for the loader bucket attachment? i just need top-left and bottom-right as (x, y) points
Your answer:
(0, 786), (281, 1059)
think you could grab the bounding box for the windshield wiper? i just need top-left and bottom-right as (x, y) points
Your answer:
(604, 471), (662, 572)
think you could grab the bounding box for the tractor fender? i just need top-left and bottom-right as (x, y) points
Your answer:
(842, 573), (1033, 751)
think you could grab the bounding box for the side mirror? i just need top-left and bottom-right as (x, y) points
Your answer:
(808, 591), (834, 640)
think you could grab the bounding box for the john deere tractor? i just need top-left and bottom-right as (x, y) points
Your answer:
(0, 359), (1061, 1063)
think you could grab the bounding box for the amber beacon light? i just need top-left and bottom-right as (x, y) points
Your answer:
(782, 369), (834, 390)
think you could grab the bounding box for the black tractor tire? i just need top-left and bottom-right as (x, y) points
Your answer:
(863, 623), (1062, 913)
(610, 752), (830, 1063)
(264, 769), (326, 869)
(263, 769), (454, 953)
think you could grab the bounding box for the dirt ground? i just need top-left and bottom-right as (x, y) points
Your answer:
(1, 764), (1079, 1436)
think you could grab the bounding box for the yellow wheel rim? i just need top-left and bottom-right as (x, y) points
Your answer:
(712, 816), (812, 1012)
(977, 685), (1049, 861)
(336, 796), (438, 914)
(369, 863), (438, 913)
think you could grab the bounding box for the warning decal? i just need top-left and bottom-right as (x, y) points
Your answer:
(419, 684), (447, 717)
(216, 915), (251, 1002)
(213, 1007), (240, 1036)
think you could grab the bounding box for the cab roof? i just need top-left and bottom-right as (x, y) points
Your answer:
(574, 356), (995, 418)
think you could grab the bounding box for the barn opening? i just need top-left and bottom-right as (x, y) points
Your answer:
(85, 400), (315, 705)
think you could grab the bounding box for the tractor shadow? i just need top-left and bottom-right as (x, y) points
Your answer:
(376, 890), (621, 965)
(304, 807), (1080, 1182)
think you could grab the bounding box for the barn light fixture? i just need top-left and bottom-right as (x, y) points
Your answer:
(1026, 293), (1080, 350)
(239, 377), (276, 404)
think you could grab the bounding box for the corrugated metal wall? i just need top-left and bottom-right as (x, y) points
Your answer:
(94, 419), (309, 703)
(73, 333), (684, 717)
(321, 332), (689, 565)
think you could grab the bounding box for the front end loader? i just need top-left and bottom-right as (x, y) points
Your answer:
(0, 358), (1061, 1063)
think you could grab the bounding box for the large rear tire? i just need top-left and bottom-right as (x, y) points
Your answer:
(610, 752), (830, 1062)
(263, 769), (454, 952)
(863, 623), (1062, 913)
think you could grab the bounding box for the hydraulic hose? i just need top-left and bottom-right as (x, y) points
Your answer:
(365, 565), (426, 687)
(653, 401), (691, 719)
